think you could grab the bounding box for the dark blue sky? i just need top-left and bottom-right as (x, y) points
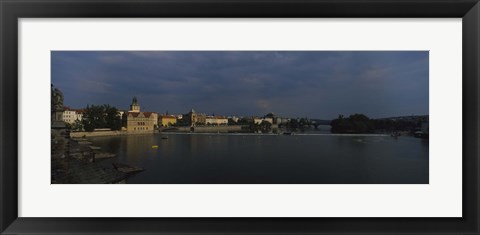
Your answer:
(51, 51), (428, 119)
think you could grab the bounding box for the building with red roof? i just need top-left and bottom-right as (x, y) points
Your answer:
(123, 97), (158, 132)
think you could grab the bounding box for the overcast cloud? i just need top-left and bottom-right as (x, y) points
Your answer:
(52, 51), (428, 119)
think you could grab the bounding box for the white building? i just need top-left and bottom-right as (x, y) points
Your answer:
(205, 116), (228, 125)
(62, 108), (83, 124)
(229, 116), (239, 123)
(254, 117), (273, 125)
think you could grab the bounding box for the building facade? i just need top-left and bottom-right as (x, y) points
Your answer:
(62, 107), (83, 124)
(183, 109), (206, 126)
(123, 97), (158, 132)
(254, 117), (273, 125)
(205, 116), (228, 125)
(159, 115), (177, 127)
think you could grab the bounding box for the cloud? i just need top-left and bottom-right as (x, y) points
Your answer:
(76, 79), (113, 94)
(98, 54), (128, 64)
(361, 67), (391, 81)
(255, 99), (272, 111)
(51, 51), (429, 119)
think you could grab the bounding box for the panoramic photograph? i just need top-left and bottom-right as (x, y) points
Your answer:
(51, 51), (429, 184)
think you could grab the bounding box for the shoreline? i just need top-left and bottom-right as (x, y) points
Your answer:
(161, 132), (390, 137)
(71, 128), (401, 138)
(70, 130), (154, 138)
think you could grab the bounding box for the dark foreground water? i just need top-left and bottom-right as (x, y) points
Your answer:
(90, 132), (429, 184)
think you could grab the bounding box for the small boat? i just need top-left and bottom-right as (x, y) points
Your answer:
(151, 145), (158, 148)
(283, 132), (294, 136)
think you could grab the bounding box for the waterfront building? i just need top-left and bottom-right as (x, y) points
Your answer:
(62, 107), (83, 124)
(183, 109), (207, 126)
(205, 116), (228, 125)
(159, 115), (177, 127)
(265, 113), (282, 124)
(254, 117), (273, 125)
(123, 97), (158, 132)
(229, 116), (239, 123)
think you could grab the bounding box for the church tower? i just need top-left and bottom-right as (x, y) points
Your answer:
(130, 96), (140, 113)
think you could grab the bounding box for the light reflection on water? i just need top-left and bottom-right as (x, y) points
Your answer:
(90, 132), (429, 184)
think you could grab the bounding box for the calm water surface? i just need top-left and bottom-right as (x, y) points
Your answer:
(90, 132), (429, 184)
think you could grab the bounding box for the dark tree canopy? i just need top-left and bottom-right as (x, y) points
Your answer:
(331, 114), (374, 134)
(82, 104), (122, 132)
(331, 114), (427, 134)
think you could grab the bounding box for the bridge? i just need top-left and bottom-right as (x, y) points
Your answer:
(310, 119), (332, 129)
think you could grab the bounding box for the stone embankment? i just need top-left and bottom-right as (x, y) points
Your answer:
(70, 130), (154, 138)
(71, 126), (247, 137)
(167, 125), (244, 133)
(53, 138), (126, 183)
(53, 129), (144, 184)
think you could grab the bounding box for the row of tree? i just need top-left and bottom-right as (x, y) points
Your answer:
(66, 104), (122, 132)
(373, 118), (426, 133)
(331, 114), (375, 133)
(280, 118), (312, 129)
(330, 114), (426, 134)
(247, 120), (273, 133)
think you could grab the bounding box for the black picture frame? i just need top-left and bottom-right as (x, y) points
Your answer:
(1, 0), (479, 234)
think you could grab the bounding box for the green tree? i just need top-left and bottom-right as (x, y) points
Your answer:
(287, 118), (299, 129)
(237, 118), (250, 125)
(331, 113), (374, 134)
(81, 104), (122, 131)
(260, 120), (272, 131)
(104, 105), (122, 131)
(228, 118), (237, 126)
(67, 119), (84, 131)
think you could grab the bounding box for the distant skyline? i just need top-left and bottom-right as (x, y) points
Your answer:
(52, 51), (428, 119)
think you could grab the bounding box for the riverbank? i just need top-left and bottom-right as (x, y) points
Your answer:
(164, 125), (245, 133)
(71, 126), (402, 137)
(53, 128), (145, 183)
(52, 136), (129, 183)
(161, 132), (390, 137)
(70, 130), (154, 138)
(52, 155), (128, 184)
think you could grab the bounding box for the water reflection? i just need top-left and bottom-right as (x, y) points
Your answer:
(90, 133), (429, 184)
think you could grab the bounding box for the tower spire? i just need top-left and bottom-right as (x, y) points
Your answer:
(130, 96), (140, 112)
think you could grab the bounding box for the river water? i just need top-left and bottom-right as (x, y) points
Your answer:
(90, 131), (429, 184)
